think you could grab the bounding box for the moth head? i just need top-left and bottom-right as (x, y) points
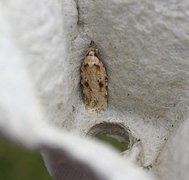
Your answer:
(87, 48), (96, 56)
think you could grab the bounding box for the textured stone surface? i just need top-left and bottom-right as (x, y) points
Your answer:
(154, 117), (189, 180)
(0, 5), (153, 179)
(73, 0), (189, 166)
(2, 0), (189, 173)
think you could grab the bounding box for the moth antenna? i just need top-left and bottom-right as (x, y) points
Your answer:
(90, 40), (95, 47)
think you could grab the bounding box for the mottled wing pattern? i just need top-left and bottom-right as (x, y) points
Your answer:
(81, 48), (108, 113)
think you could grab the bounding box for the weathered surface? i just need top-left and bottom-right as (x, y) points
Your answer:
(81, 47), (108, 113)
(154, 117), (189, 180)
(1, 0), (189, 177)
(0, 7), (153, 180)
(76, 0), (189, 166)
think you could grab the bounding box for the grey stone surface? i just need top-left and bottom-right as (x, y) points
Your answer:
(154, 117), (189, 180)
(1, 0), (189, 177)
(67, 0), (189, 166)
(0, 4), (154, 179)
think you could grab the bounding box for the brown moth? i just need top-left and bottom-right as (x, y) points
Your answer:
(81, 46), (108, 113)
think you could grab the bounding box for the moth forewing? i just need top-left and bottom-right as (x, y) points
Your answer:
(81, 47), (108, 113)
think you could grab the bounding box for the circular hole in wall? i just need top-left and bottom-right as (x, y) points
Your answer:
(87, 123), (134, 152)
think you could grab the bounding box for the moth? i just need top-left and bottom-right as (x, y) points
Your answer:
(81, 45), (108, 113)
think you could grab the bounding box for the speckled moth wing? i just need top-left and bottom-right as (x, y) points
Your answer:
(81, 47), (108, 113)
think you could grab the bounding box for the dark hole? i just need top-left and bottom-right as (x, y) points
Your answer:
(88, 123), (133, 153)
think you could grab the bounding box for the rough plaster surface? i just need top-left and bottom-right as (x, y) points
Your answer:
(75, 0), (189, 166)
(1, 0), (189, 178)
(0, 6), (153, 180)
(154, 117), (189, 180)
